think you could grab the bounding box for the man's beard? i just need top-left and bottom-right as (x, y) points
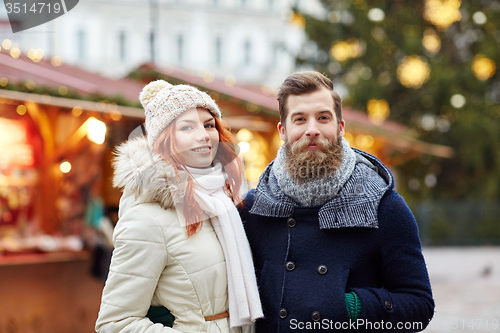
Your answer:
(284, 136), (343, 183)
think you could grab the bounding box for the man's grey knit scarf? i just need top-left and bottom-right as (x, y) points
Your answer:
(272, 137), (356, 207)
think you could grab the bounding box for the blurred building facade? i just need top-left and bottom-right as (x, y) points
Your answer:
(0, 0), (325, 86)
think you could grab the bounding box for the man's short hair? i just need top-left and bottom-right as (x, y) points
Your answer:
(277, 71), (342, 127)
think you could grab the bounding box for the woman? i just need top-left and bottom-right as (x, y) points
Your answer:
(95, 80), (263, 333)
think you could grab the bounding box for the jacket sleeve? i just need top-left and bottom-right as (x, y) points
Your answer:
(95, 206), (182, 333)
(349, 191), (435, 332)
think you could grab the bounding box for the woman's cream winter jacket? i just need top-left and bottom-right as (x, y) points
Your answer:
(95, 137), (240, 333)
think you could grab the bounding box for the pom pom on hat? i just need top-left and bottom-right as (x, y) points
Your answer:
(139, 80), (172, 108)
(140, 80), (221, 149)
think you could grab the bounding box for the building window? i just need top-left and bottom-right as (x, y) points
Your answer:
(119, 31), (127, 62)
(47, 27), (54, 55)
(150, 31), (156, 63)
(177, 34), (184, 65)
(244, 39), (251, 66)
(215, 37), (222, 67)
(77, 29), (85, 61)
(272, 41), (282, 67)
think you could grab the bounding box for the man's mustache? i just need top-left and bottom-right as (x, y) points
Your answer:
(290, 137), (334, 154)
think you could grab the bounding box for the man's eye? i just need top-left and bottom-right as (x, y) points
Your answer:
(295, 117), (305, 122)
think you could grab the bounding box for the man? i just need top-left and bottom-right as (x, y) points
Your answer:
(238, 71), (434, 332)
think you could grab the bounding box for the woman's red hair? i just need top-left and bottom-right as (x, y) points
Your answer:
(153, 111), (243, 236)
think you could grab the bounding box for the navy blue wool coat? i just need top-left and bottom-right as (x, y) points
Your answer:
(239, 149), (434, 332)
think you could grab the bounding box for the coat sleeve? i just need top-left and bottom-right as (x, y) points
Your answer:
(95, 206), (182, 333)
(349, 191), (435, 332)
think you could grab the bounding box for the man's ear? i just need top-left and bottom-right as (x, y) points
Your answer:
(339, 119), (345, 137)
(278, 122), (286, 141)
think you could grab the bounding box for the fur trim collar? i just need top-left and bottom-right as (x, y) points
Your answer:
(113, 136), (188, 210)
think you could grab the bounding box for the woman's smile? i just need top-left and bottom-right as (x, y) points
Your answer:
(191, 145), (211, 153)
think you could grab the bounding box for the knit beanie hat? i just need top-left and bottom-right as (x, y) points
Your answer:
(139, 80), (221, 148)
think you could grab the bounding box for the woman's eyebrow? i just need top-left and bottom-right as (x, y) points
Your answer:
(177, 119), (195, 124)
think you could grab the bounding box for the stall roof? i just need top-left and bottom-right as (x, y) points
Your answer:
(0, 89), (144, 118)
(0, 49), (143, 101)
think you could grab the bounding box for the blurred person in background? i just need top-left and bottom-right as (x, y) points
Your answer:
(238, 71), (435, 332)
(84, 181), (114, 282)
(95, 80), (263, 333)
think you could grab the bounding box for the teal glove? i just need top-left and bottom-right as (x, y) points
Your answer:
(146, 306), (175, 327)
(345, 291), (362, 321)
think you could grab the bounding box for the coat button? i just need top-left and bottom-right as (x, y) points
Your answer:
(279, 308), (288, 318)
(312, 311), (321, 321)
(286, 261), (296, 271)
(385, 300), (393, 310)
(317, 265), (328, 275)
(287, 217), (296, 228)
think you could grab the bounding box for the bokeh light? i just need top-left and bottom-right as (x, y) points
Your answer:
(51, 56), (64, 66)
(10, 47), (21, 59)
(238, 141), (250, 154)
(425, 173), (437, 187)
(472, 54), (496, 80)
(2, 39), (12, 50)
(408, 178), (420, 191)
(224, 75), (236, 86)
(110, 110), (122, 121)
(472, 11), (487, 25)
(344, 131), (354, 145)
(86, 117), (107, 144)
(367, 8), (385, 22)
(209, 91), (219, 102)
(421, 114), (436, 131)
(367, 99), (390, 125)
(16, 105), (27, 115)
(356, 134), (375, 148)
(397, 55), (431, 88)
(290, 11), (306, 29)
(450, 94), (466, 108)
(58, 86), (68, 95)
(59, 161), (72, 174)
(423, 0), (462, 31)
(261, 84), (273, 96)
(27, 49), (44, 62)
(236, 129), (253, 142)
(422, 28), (441, 53)
(330, 38), (364, 62)
(25, 80), (36, 90)
(72, 106), (83, 117)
